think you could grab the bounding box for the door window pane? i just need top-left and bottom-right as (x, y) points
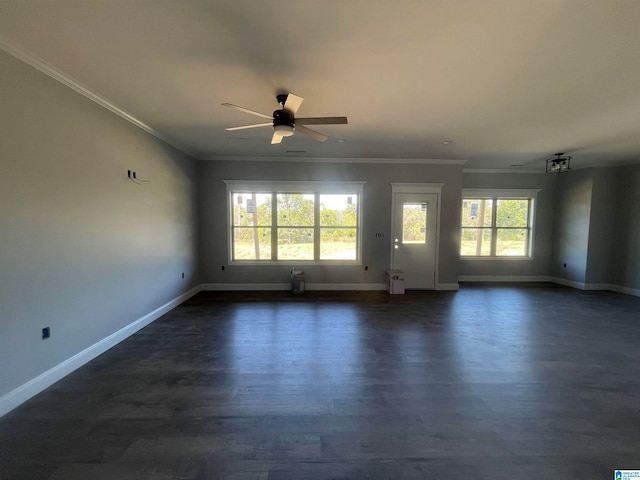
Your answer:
(402, 203), (427, 244)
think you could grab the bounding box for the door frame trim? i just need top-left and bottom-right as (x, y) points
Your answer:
(390, 183), (444, 289)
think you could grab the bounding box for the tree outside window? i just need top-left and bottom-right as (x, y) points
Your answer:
(229, 184), (362, 263)
(461, 196), (533, 257)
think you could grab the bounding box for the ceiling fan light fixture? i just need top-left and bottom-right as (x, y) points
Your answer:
(274, 124), (294, 137)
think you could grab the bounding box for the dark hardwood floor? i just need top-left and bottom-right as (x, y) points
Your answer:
(2, 283), (640, 479)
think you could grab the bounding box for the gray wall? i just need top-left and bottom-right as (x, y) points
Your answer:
(198, 160), (463, 287)
(550, 168), (593, 283)
(460, 172), (556, 278)
(549, 165), (639, 289)
(0, 50), (199, 398)
(612, 164), (640, 290)
(585, 168), (617, 285)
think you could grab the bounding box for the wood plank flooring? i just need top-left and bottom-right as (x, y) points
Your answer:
(2, 284), (640, 479)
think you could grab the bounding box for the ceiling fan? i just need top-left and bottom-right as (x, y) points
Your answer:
(222, 93), (347, 144)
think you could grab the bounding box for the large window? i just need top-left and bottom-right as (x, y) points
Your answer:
(226, 181), (364, 263)
(460, 189), (538, 258)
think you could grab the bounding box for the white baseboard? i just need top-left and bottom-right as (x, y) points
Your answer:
(201, 282), (386, 291)
(609, 284), (640, 298)
(201, 283), (291, 291)
(550, 277), (613, 291)
(204, 282), (455, 291)
(306, 283), (386, 291)
(459, 275), (552, 283)
(0, 285), (201, 418)
(552, 278), (640, 298)
(583, 283), (614, 291)
(550, 277), (587, 289)
(467, 276), (640, 298)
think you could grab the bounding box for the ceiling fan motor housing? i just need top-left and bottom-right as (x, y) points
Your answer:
(273, 109), (295, 128)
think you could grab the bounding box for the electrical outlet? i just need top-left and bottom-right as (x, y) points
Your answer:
(365, 266), (369, 271)
(221, 265), (225, 271)
(563, 263), (567, 268)
(181, 272), (185, 279)
(42, 327), (50, 339)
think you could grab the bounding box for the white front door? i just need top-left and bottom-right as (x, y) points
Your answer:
(391, 192), (438, 289)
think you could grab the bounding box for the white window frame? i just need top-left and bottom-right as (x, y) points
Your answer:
(224, 180), (365, 265)
(461, 188), (540, 260)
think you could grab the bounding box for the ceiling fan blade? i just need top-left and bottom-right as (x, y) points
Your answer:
(283, 94), (303, 115)
(221, 103), (273, 120)
(226, 123), (272, 131)
(296, 117), (348, 125)
(296, 125), (328, 142)
(271, 132), (283, 144)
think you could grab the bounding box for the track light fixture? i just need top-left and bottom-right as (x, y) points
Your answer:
(545, 153), (571, 173)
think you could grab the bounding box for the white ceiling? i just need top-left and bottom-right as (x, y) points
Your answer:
(2, 0), (640, 170)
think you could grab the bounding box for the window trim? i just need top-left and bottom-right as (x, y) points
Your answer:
(460, 188), (540, 260)
(224, 180), (365, 265)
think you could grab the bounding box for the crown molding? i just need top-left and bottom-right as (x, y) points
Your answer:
(0, 35), (197, 159)
(202, 155), (467, 165)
